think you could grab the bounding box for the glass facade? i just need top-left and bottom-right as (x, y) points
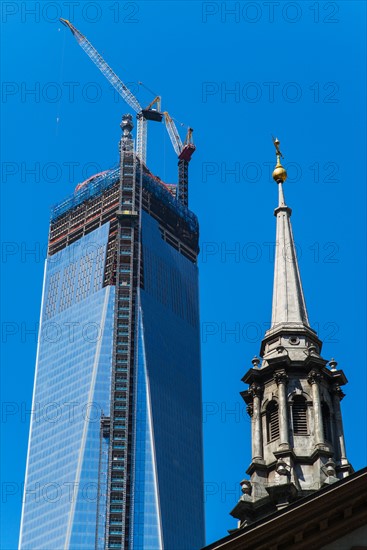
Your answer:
(131, 312), (163, 549)
(20, 191), (204, 549)
(132, 212), (204, 550)
(19, 224), (115, 549)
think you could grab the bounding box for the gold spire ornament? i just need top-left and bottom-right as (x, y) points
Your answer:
(272, 137), (287, 183)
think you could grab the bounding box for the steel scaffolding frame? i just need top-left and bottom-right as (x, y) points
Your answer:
(104, 116), (142, 550)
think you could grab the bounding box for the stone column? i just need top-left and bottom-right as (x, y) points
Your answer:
(332, 385), (347, 464)
(250, 383), (263, 462)
(275, 371), (289, 449)
(308, 370), (324, 447)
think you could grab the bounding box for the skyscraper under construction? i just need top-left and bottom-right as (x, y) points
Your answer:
(18, 111), (205, 549)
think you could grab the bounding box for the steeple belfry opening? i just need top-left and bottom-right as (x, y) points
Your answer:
(232, 139), (353, 528)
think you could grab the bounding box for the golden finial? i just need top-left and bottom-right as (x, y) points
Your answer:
(272, 136), (287, 183)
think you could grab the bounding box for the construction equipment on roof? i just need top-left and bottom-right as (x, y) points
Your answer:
(163, 113), (195, 205)
(60, 18), (195, 207)
(60, 18), (162, 165)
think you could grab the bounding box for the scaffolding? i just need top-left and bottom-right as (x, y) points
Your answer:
(50, 167), (198, 233)
(102, 115), (142, 550)
(95, 415), (111, 550)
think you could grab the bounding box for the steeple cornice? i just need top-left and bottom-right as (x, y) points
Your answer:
(274, 204), (292, 216)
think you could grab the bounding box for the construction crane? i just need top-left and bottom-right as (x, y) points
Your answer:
(60, 18), (195, 206)
(163, 113), (196, 206)
(60, 18), (162, 165)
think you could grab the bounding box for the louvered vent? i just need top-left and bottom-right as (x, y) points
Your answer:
(292, 396), (308, 435)
(267, 401), (280, 442)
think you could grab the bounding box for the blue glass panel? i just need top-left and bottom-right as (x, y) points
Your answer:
(131, 311), (162, 550)
(19, 225), (114, 550)
(139, 212), (205, 550)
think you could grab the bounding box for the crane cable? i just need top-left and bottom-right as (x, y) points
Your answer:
(55, 25), (66, 134)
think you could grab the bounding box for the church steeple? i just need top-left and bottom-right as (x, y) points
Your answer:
(260, 138), (321, 361)
(231, 139), (353, 529)
(270, 138), (309, 329)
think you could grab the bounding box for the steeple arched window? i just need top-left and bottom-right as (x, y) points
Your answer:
(292, 395), (308, 436)
(266, 401), (279, 442)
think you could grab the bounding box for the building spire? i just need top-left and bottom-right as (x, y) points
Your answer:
(270, 138), (309, 328)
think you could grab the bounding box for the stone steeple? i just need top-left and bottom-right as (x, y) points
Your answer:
(231, 139), (353, 528)
(270, 143), (309, 328)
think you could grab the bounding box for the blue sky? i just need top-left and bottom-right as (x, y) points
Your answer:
(1, 1), (366, 548)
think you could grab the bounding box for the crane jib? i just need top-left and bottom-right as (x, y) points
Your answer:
(60, 18), (195, 205)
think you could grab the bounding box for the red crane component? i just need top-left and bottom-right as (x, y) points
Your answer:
(179, 143), (196, 162)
